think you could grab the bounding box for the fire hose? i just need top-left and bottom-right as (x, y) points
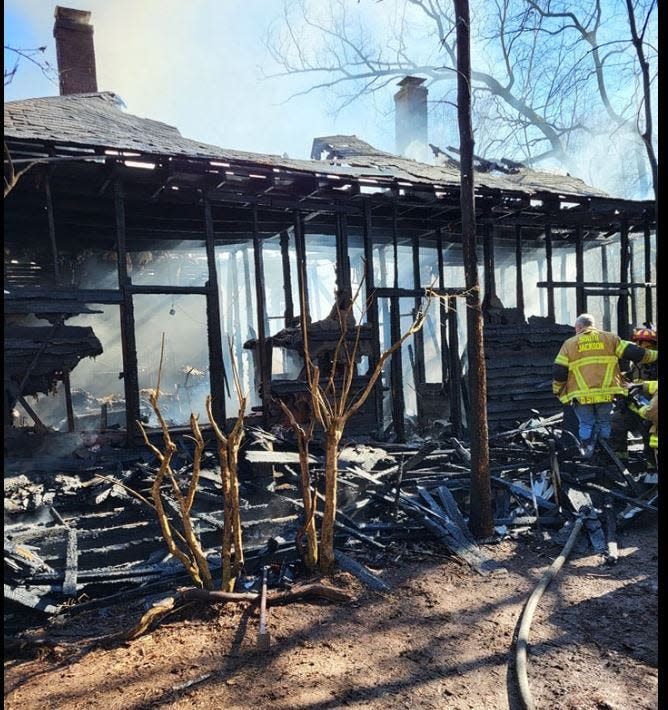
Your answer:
(514, 513), (586, 710)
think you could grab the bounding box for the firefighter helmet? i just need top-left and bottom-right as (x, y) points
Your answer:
(631, 323), (657, 345)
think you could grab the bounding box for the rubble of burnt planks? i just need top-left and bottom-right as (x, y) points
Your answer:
(4, 414), (657, 631)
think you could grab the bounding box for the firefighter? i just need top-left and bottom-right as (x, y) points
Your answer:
(628, 380), (658, 464)
(552, 313), (658, 458)
(610, 323), (658, 458)
(627, 323), (657, 382)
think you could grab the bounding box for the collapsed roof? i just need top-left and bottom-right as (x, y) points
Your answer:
(4, 91), (617, 200)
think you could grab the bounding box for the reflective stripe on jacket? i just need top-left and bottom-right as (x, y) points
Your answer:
(638, 389), (658, 435)
(551, 327), (657, 405)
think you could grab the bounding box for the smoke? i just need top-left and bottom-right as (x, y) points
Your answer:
(6, 0), (655, 199)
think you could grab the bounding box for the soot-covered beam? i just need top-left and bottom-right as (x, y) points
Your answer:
(544, 225), (555, 322)
(643, 223), (653, 323)
(252, 205), (270, 423)
(617, 220), (630, 338)
(204, 199), (227, 425)
(515, 225), (525, 321)
(362, 201), (383, 428)
(114, 178), (141, 441)
(279, 231), (294, 327)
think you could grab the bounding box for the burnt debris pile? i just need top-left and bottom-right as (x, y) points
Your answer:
(4, 414), (657, 631)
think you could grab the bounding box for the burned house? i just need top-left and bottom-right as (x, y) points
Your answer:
(4, 8), (656, 447)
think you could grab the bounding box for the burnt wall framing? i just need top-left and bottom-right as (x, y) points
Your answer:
(3, 140), (657, 438)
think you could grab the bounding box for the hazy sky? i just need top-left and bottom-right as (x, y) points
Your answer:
(4, 1), (656, 200)
(4, 0), (397, 159)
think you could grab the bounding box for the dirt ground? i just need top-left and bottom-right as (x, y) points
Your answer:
(4, 517), (658, 710)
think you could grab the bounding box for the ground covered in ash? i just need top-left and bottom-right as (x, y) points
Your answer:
(4, 518), (657, 710)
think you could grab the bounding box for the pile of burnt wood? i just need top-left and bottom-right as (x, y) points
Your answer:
(4, 413), (657, 628)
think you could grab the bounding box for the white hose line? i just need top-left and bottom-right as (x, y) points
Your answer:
(515, 516), (585, 710)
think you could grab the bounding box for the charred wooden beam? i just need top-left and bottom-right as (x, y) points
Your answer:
(644, 223), (653, 322)
(482, 220), (496, 309)
(390, 295), (405, 442)
(279, 231), (294, 327)
(373, 286), (467, 298)
(536, 281), (651, 289)
(114, 178), (141, 442)
(204, 198), (227, 424)
(44, 170), (60, 284)
(601, 242), (612, 330)
(362, 200), (383, 429)
(575, 225), (586, 314)
(293, 210), (310, 326)
(447, 296), (463, 437)
(127, 285), (209, 295)
(629, 240), (638, 327)
(335, 212), (352, 300)
(6, 384), (47, 432)
(62, 372), (75, 433)
(617, 221), (630, 338)
(16, 319), (63, 397)
(62, 527), (78, 596)
(412, 232), (426, 385)
(392, 202), (399, 290)
(544, 225), (555, 322)
(252, 205), (270, 423)
(436, 228), (450, 386)
(515, 225), (525, 320)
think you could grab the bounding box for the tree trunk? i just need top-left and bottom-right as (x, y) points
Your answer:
(220, 448), (233, 590)
(297, 436), (319, 569)
(229, 444), (244, 578)
(453, 0), (493, 538)
(319, 425), (342, 574)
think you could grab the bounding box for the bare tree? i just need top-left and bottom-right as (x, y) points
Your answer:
(276, 399), (319, 569)
(135, 338), (247, 592)
(293, 284), (430, 574)
(518, 0), (657, 199)
(265, 0), (656, 197)
(4, 44), (55, 86)
(137, 340), (214, 590)
(452, 0), (493, 538)
(205, 345), (248, 591)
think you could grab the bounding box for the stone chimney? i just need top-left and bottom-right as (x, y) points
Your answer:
(394, 76), (428, 157)
(53, 7), (98, 95)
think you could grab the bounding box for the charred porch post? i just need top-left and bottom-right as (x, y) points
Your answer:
(482, 218), (496, 310)
(293, 211), (310, 326)
(515, 225), (525, 321)
(411, 232), (426, 386)
(279, 231), (295, 327)
(362, 201), (383, 428)
(643, 223), (653, 323)
(544, 225), (555, 322)
(447, 296), (462, 437)
(435, 228), (450, 385)
(390, 202), (405, 441)
(114, 178), (141, 442)
(203, 199), (227, 425)
(252, 205), (270, 423)
(335, 212), (352, 302)
(437, 229), (461, 437)
(629, 239), (638, 328)
(44, 170), (60, 284)
(617, 220), (630, 338)
(575, 225), (586, 315)
(601, 242), (612, 331)
(62, 372), (75, 432)
(45, 168), (76, 430)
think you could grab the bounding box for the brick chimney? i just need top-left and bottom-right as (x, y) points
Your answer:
(53, 6), (98, 95)
(394, 76), (428, 157)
